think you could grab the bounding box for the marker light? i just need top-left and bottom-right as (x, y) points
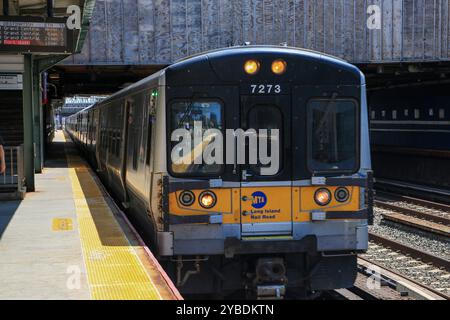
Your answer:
(179, 190), (195, 206)
(199, 191), (217, 209)
(335, 187), (350, 203)
(314, 188), (332, 206)
(244, 59), (260, 75)
(271, 59), (287, 75)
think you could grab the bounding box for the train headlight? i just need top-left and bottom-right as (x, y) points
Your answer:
(314, 188), (332, 206)
(271, 59), (287, 75)
(244, 59), (260, 75)
(335, 187), (350, 203)
(179, 190), (195, 206)
(199, 191), (217, 209)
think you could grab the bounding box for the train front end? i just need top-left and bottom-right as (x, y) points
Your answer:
(157, 46), (373, 298)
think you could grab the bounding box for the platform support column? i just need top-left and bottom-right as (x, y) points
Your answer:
(22, 54), (35, 192)
(32, 65), (43, 173)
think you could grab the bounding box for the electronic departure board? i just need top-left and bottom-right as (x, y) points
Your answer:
(0, 17), (74, 54)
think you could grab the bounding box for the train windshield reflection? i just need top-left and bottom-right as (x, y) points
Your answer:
(307, 99), (358, 173)
(170, 100), (223, 175)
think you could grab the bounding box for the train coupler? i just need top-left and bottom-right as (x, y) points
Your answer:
(253, 257), (287, 299)
(256, 285), (286, 300)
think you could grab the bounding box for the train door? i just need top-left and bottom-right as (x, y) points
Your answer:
(144, 91), (156, 209)
(239, 95), (292, 236)
(93, 109), (100, 169)
(120, 99), (132, 202)
(97, 108), (108, 174)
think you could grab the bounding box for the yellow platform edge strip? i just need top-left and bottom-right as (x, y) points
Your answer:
(62, 134), (162, 300)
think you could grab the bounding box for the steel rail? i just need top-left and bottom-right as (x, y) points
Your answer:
(375, 179), (450, 204)
(368, 233), (450, 272)
(377, 190), (450, 212)
(358, 255), (449, 301)
(375, 200), (450, 226)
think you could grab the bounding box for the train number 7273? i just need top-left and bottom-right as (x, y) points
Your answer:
(250, 84), (282, 94)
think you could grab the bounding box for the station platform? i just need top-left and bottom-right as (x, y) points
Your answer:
(0, 131), (182, 300)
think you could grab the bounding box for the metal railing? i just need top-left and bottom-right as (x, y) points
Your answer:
(1, 145), (25, 194)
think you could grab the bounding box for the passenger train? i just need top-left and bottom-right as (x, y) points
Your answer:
(66, 46), (373, 298)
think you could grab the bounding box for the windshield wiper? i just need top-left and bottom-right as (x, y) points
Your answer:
(177, 100), (195, 128)
(314, 92), (339, 135)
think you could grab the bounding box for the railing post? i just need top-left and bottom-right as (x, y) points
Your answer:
(9, 147), (13, 184)
(18, 145), (25, 192)
(1, 148), (5, 185)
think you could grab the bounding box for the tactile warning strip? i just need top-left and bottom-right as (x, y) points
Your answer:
(63, 136), (162, 300)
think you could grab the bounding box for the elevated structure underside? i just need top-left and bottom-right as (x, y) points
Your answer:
(63, 0), (450, 66)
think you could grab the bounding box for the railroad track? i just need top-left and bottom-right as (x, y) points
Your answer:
(375, 178), (450, 205)
(329, 272), (415, 300)
(375, 192), (450, 237)
(327, 248), (448, 300)
(358, 233), (450, 300)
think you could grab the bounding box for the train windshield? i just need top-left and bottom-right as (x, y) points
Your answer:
(170, 100), (223, 176)
(247, 105), (282, 176)
(307, 99), (358, 173)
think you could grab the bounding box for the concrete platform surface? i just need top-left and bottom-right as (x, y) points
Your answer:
(0, 131), (181, 300)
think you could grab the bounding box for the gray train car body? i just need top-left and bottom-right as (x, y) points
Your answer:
(66, 46), (373, 298)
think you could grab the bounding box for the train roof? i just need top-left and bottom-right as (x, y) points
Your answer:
(175, 45), (349, 65)
(77, 46), (363, 114)
(169, 45), (359, 75)
(166, 45), (362, 86)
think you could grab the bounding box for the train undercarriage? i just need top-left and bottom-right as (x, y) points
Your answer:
(162, 252), (358, 299)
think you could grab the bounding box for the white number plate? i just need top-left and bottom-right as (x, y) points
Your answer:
(249, 84), (283, 95)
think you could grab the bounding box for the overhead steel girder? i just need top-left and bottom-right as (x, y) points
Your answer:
(75, 0), (96, 53)
(34, 55), (70, 73)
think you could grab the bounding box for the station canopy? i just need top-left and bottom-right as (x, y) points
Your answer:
(5, 1), (83, 15)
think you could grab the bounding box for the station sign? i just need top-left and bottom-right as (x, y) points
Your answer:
(0, 73), (23, 90)
(0, 16), (75, 54)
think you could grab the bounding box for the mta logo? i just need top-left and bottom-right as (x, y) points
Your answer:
(251, 191), (267, 209)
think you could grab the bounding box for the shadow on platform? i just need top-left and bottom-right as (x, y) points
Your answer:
(45, 140), (69, 168)
(48, 134), (140, 247)
(0, 200), (21, 239)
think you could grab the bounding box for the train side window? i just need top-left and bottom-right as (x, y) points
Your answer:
(112, 105), (122, 158)
(108, 128), (112, 151)
(414, 109), (420, 119)
(439, 108), (445, 119)
(117, 130), (120, 156)
(146, 93), (155, 166)
(381, 110), (386, 118)
(111, 130), (115, 156)
(392, 110), (397, 119)
(102, 129), (106, 150)
(429, 108), (434, 116)
(116, 130), (121, 157)
(128, 101), (140, 171)
(307, 99), (358, 173)
(371, 110), (375, 119)
(139, 99), (147, 165)
(404, 109), (409, 117)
